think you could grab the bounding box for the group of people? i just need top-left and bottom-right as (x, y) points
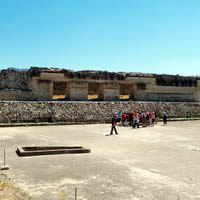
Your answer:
(110, 111), (168, 135)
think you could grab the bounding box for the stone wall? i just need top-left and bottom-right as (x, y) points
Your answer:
(0, 68), (49, 100)
(0, 69), (31, 89)
(135, 91), (197, 102)
(0, 101), (199, 123)
(0, 88), (48, 101)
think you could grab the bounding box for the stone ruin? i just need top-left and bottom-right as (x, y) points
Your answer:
(0, 67), (200, 102)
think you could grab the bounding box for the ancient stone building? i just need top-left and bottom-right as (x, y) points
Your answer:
(0, 67), (200, 102)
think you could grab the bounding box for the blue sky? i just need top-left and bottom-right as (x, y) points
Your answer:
(0, 0), (200, 75)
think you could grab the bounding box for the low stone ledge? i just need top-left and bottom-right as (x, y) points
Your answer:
(16, 146), (91, 157)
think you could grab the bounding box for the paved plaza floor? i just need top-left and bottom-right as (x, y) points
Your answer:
(0, 121), (200, 200)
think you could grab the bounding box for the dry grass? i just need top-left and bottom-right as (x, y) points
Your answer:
(53, 95), (66, 99)
(0, 173), (31, 200)
(52, 95), (130, 100)
(120, 95), (130, 99)
(88, 94), (98, 99)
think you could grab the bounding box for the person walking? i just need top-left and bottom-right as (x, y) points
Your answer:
(110, 115), (119, 135)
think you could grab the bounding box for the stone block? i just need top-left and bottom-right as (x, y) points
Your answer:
(98, 82), (120, 101)
(103, 90), (120, 101)
(69, 81), (88, 100)
(0, 165), (9, 170)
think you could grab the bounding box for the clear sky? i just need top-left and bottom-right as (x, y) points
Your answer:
(0, 0), (200, 75)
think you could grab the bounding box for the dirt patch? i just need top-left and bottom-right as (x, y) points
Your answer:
(0, 173), (31, 200)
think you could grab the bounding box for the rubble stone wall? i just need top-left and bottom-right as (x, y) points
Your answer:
(0, 101), (199, 123)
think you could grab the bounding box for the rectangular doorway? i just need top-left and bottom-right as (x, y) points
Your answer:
(53, 82), (66, 100)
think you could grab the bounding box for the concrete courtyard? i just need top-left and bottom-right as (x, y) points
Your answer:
(0, 121), (200, 200)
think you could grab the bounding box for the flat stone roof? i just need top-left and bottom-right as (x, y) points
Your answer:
(1, 67), (199, 81)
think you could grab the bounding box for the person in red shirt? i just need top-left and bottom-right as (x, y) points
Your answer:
(149, 112), (153, 126)
(129, 112), (133, 127)
(122, 113), (126, 126)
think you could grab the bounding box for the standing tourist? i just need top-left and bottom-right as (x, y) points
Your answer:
(117, 111), (122, 123)
(136, 112), (140, 128)
(146, 112), (150, 126)
(142, 112), (147, 127)
(125, 114), (129, 127)
(122, 112), (126, 126)
(152, 112), (156, 126)
(154, 112), (158, 124)
(133, 112), (140, 128)
(110, 115), (119, 135)
(149, 111), (153, 126)
(132, 112), (136, 128)
(163, 112), (168, 125)
(129, 112), (134, 127)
